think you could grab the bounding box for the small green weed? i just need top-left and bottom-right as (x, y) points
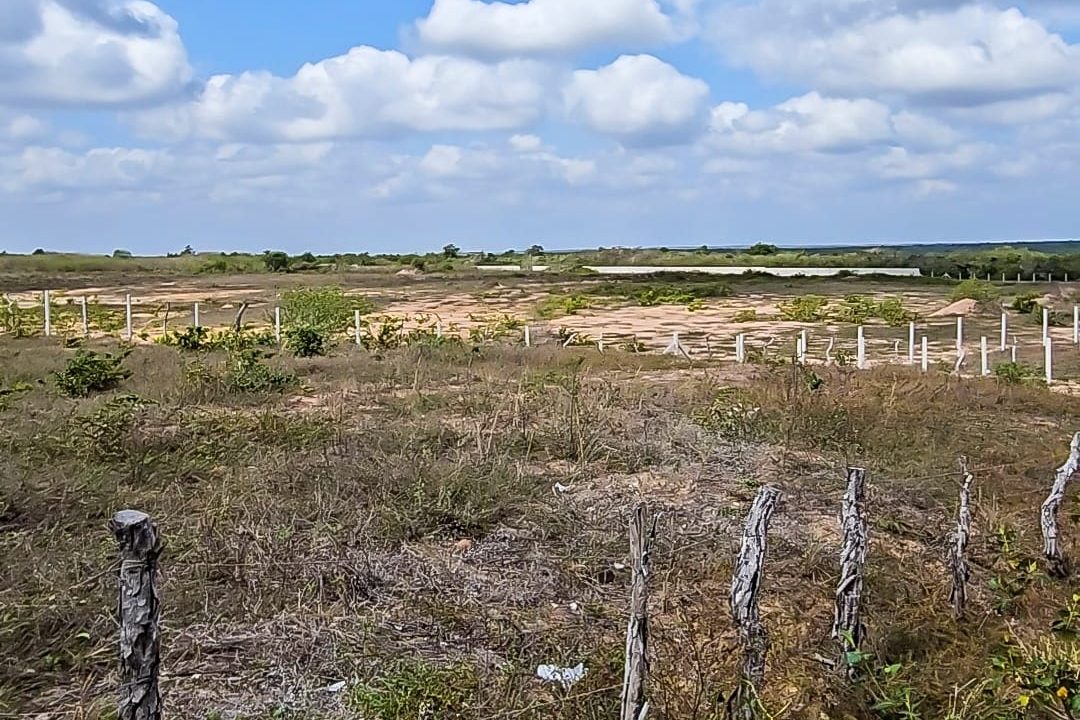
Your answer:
(732, 309), (758, 323)
(778, 296), (829, 322)
(227, 349), (298, 393)
(284, 327), (327, 358)
(994, 362), (1039, 385)
(53, 349), (131, 397)
(950, 279), (998, 303)
(350, 660), (477, 720)
(280, 286), (373, 335)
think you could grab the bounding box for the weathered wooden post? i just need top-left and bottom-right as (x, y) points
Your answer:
(354, 309), (362, 346)
(1042, 433), (1080, 577)
(621, 504), (655, 720)
(948, 458), (974, 618)
(161, 303), (171, 335)
(921, 336), (928, 373)
(833, 468), (868, 677)
(907, 322), (915, 365)
(193, 302), (200, 328)
(980, 337), (989, 376)
(110, 510), (162, 720)
(274, 307), (282, 344)
(81, 296), (89, 336)
(43, 290), (52, 337)
(1001, 312), (1008, 352)
(728, 486), (781, 719)
(125, 294), (133, 341)
(856, 327), (866, 370)
(232, 302), (249, 332)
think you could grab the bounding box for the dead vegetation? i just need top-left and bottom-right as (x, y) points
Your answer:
(0, 333), (1078, 719)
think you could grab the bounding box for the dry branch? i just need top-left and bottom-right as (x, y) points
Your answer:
(110, 510), (163, 720)
(233, 302), (250, 332)
(1042, 432), (1080, 577)
(948, 457), (974, 618)
(832, 467), (868, 677)
(621, 504), (656, 720)
(727, 485), (782, 719)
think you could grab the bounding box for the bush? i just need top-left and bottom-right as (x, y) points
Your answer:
(778, 296), (828, 322)
(284, 327), (327, 357)
(877, 298), (917, 326)
(1012, 293), (1041, 315)
(732, 309), (758, 323)
(535, 293), (591, 318)
(280, 286), (373, 335)
(994, 362), (1038, 385)
(54, 349), (131, 397)
(951, 279), (998, 303)
(226, 349), (297, 393)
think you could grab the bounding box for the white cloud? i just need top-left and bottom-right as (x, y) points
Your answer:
(564, 54), (709, 143)
(509, 134), (543, 152)
(707, 92), (957, 154)
(138, 47), (550, 142)
(871, 143), (988, 180)
(0, 0), (190, 106)
(712, 2), (1080, 107)
(416, 0), (675, 57)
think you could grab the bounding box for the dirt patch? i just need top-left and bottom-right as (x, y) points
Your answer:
(928, 298), (978, 317)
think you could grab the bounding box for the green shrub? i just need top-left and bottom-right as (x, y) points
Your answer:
(994, 362), (1038, 385)
(877, 298), (917, 326)
(280, 286), (373, 335)
(833, 295), (878, 324)
(284, 327), (327, 357)
(951, 279), (998, 303)
(226, 349), (297, 393)
(1012, 293), (1041, 314)
(350, 660), (477, 720)
(535, 293), (591, 318)
(778, 296), (828, 322)
(732, 309), (758, 323)
(53, 349), (131, 397)
(161, 326), (276, 352)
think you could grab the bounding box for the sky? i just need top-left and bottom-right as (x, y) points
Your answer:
(0, 0), (1078, 255)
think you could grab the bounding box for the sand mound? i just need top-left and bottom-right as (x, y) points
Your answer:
(929, 298), (978, 317)
(396, 267), (421, 277)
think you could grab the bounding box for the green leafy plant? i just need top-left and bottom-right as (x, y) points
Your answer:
(1012, 293), (1041, 315)
(732, 309), (758, 323)
(362, 315), (405, 350)
(280, 286), (373, 336)
(350, 660), (477, 720)
(53, 349), (131, 397)
(950, 279), (998, 303)
(1052, 594), (1080, 640)
(467, 314), (523, 344)
(989, 635), (1079, 716)
(284, 327), (327, 358)
(226, 349), (297, 393)
(994, 362), (1039, 385)
(877, 298), (917, 326)
(535, 293), (591, 319)
(778, 296), (829, 322)
(695, 388), (764, 441)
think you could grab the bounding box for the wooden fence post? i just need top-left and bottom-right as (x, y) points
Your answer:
(948, 458), (974, 618)
(621, 504), (656, 720)
(1042, 433), (1080, 577)
(233, 302), (249, 332)
(728, 486), (781, 719)
(832, 468), (868, 677)
(110, 510), (162, 720)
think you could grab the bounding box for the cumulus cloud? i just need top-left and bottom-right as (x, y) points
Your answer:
(416, 0), (675, 57)
(707, 92), (959, 154)
(564, 54), (709, 144)
(711, 2), (1080, 107)
(138, 47), (550, 142)
(0, 0), (191, 106)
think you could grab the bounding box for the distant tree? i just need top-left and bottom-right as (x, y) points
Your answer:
(32, 248), (45, 255)
(113, 249), (132, 258)
(297, 252), (317, 264)
(746, 242), (779, 256)
(263, 251), (290, 272)
(526, 244), (545, 256)
(179, 244), (195, 256)
(442, 243), (461, 259)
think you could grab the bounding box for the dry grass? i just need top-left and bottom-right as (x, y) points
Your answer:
(0, 331), (1077, 719)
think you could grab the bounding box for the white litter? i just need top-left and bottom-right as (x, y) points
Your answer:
(322, 681), (347, 693)
(536, 663), (587, 689)
(552, 482), (571, 495)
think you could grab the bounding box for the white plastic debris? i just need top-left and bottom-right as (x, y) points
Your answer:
(322, 681), (347, 693)
(552, 482), (571, 495)
(536, 663), (587, 689)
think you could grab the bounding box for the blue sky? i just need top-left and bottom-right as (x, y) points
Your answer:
(1, 0), (1078, 255)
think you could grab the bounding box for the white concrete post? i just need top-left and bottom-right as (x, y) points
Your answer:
(1012, 344), (1018, 363)
(956, 316), (963, 351)
(193, 302), (200, 328)
(921, 336), (929, 373)
(274, 307), (281, 343)
(825, 336), (834, 365)
(80, 296), (89, 336)
(125, 294), (133, 340)
(1043, 307), (1049, 343)
(799, 329), (808, 363)
(1002, 273), (1006, 283)
(437, 320), (444, 339)
(1045, 339), (1053, 384)
(980, 337), (989, 377)
(524, 325), (530, 347)
(354, 310), (362, 346)
(1073, 306), (1079, 345)
(856, 326), (866, 370)
(43, 290), (51, 337)
(907, 321), (916, 364)
(1001, 312), (1008, 352)
(736, 334), (746, 363)
(1017, 272), (1021, 283)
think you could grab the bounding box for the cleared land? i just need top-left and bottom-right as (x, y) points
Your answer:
(1, 267), (1078, 719)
